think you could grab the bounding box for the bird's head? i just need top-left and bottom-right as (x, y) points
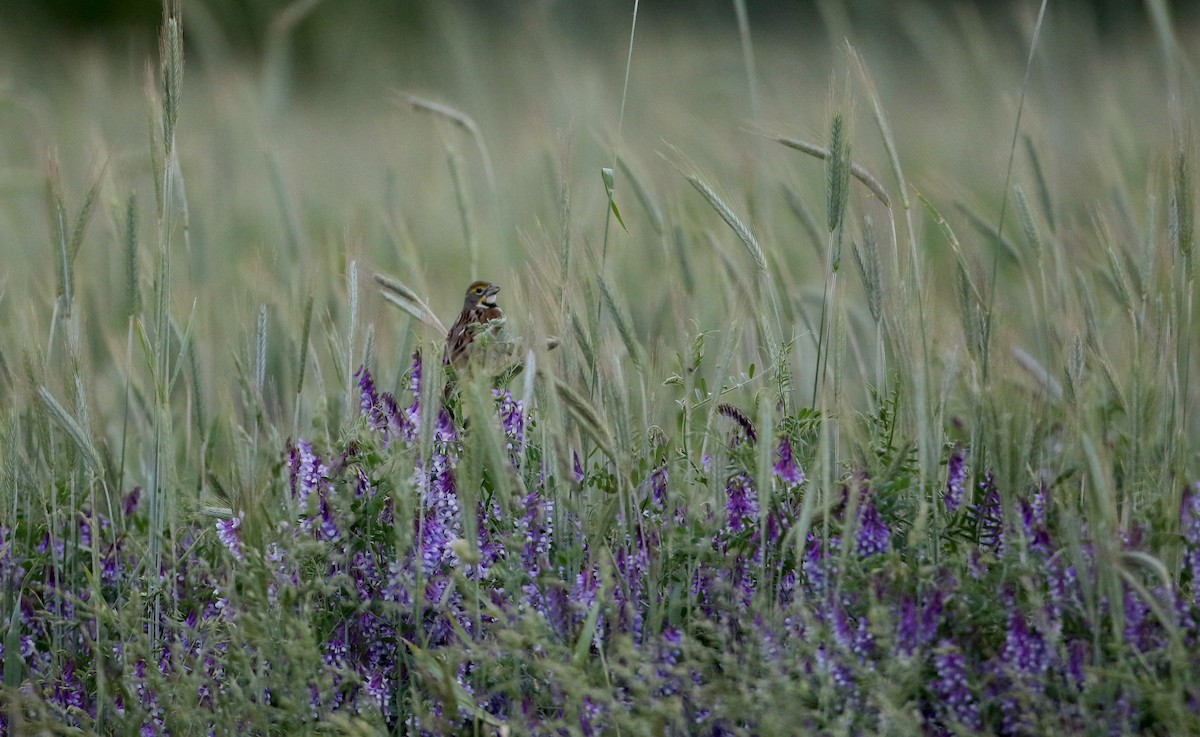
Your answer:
(464, 280), (500, 310)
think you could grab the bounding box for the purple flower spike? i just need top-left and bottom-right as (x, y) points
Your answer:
(318, 492), (340, 542)
(773, 437), (805, 485)
(724, 473), (759, 534)
(855, 498), (890, 558)
(945, 450), (967, 512)
(650, 464), (668, 510)
(580, 697), (605, 737)
(974, 472), (1004, 553)
(495, 390), (525, 450)
(1002, 611), (1050, 681)
(366, 670), (388, 712)
(1182, 485), (1200, 597)
(572, 451), (585, 483)
(717, 403), (757, 445)
(293, 440), (329, 507)
(897, 592), (942, 657)
(123, 486), (142, 517)
(1184, 484), (1200, 545)
(356, 366), (384, 429)
(931, 642), (982, 731)
(215, 513), (244, 561)
(407, 351), (423, 396)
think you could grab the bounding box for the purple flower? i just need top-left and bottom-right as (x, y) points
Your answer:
(434, 408), (459, 452)
(650, 464), (668, 510)
(1124, 588), (1152, 651)
(580, 697), (605, 737)
(571, 566), (602, 642)
(407, 351), (423, 396)
(365, 670), (388, 713)
(803, 534), (838, 595)
(830, 600), (873, 659)
(814, 645), (855, 695)
(717, 403), (757, 445)
(616, 533), (651, 639)
(661, 627), (683, 662)
(896, 590), (943, 657)
(1184, 484), (1200, 545)
(417, 465), (462, 574)
(724, 473), (758, 534)
(1067, 639), (1088, 690)
(974, 472), (1004, 553)
(773, 437), (805, 485)
(1182, 485), (1200, 597)
(356, 366), (386, 430)
(931, 642), (981, 731)
(317, 492), (339, 542)
(216, 513), (244, 561)
(855, 498), (890, 558)
(519, 490), (554, 578)
(945, 450), (967, 512)
(78, 516), (92, 548)
(495, 390), (525, 454)
(572, 451), (585, 483)
(51, 659), (86, 714)
(123, 486), (142, 517)
(291, 440), (329, 508)
(1001, 611), (1050, 682)
(355, 366), (419, 446)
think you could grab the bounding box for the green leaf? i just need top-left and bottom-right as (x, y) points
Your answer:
(5, 598), (24, 689)
(601, 167), (628, 232)
(574, 597), (603, 665)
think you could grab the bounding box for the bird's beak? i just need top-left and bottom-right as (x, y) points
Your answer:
(486, 285), (500, 297)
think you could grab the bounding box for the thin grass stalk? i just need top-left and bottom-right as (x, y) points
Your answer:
(266, 152), (304, 259)
(771, 134), (890, 208)
(292, 294), (314, 438)
(118, 320), (134, 499)
(754, 400), (774, 608)
(1025, 136), (1057, 234)
(851, 215), (885, 391)
(256, 304), (268, 402)
(847, 46), (936, 532)
(125, 195), (141, 317)
(1172, 139), (1194, 488)
(446, 143), (478, 280)
(732, 0), (759, 119)
(1013, 185), (1053, 364)
(682, 170), (783, 362)
(813, 112), (850, 406)
(617, 156), (663, 237)
(346, 260), (359, 418)
(599, 276), (645, 370)
(149, 5), (184, 642)
(591, 0), (639, 403)
(986, 0), (1049, 382)
(399, 93), (496, 202)
(782, 183), (824, 258)
(556, 140), (573, 315)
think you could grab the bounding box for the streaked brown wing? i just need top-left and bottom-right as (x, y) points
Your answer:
(444, 308), (486, 366)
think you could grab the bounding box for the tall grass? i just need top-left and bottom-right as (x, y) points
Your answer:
(1, 1), (1199, 734)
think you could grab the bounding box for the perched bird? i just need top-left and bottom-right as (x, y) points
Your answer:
(444, 280), (505, 367)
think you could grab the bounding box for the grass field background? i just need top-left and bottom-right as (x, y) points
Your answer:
(2, 1), (1200, 734)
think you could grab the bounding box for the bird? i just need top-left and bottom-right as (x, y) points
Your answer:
(444, 280), (506, 367)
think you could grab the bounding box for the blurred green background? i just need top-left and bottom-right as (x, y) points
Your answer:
(1, 0), (1195, 452)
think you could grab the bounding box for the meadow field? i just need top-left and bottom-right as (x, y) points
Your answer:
(2, 1), (1200, 734)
